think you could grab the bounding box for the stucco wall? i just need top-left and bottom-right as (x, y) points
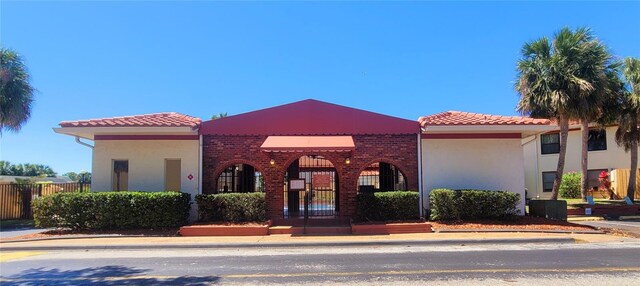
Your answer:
(92, 140), (200, 218)
(523, 126), (638, 199)
(421, 138), (526, 214)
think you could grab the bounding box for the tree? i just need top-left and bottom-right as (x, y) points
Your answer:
(562, 30), (621, 201)
(615, 57), (640, 202)
(63, 171), (92, 183)
(211, 112), (228, 120)
(63, 172), (79, 181)
(0, 48), (35, 133)
(515, 27), (609, 200)
(0, 161), (57, 177)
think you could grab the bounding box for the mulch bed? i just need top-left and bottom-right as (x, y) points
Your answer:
(430, 216), (595, 231)
(351, 220), (426, 225)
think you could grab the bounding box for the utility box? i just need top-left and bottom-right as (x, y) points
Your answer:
(528, 200), (567, 221)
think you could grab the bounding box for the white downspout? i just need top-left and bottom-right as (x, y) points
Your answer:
(535, 134), (540, 198)
(198, 135), (203, 195)
(417, 133), (424, 219)
(521, 135), (539, 199)
(75, 136), (94, 149)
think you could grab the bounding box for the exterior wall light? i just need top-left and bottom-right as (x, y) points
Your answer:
(270, 159), (275, 165)
(345, 158), (351, 164)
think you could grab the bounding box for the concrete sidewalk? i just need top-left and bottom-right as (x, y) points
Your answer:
(0, 232), (634, 251)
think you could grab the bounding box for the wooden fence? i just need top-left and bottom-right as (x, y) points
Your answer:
(610, 169), (640, 200)
(0, 183), (88, 220)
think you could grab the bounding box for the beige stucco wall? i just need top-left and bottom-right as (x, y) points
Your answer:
(91, 140), (200, 219)
(523, 126), (638, 199)
(421, 138), (526, 215)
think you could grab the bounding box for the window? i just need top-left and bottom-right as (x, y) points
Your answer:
(217, 164), (264, 193)
(541, 133), (560, 154)
(358, 162), (407, 193)
(112, 160), (128, 191)
(542, 172), (556, 192)
(587, 169), (608, 190)
(588, 130), (607, 151)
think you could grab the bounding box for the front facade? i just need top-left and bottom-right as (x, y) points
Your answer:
(419, 111), (553, 213)
(199, 100), (419, 224)
(55, 100), (552, 222)
(523, 125), (639, 199)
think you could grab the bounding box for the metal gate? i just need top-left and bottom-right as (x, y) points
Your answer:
(284, 155), (338, 219)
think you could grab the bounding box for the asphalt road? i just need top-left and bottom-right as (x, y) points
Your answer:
(1, 243), (639, 285)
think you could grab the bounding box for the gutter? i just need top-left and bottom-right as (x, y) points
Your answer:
(198, 135), (203, 195)
(417, 133), (424, 218)
(75, 136), (94, 149)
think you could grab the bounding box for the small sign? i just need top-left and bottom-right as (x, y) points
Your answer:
(585, 208), (592, 215)
(624, 196), (633, 205)
(289, 179), (306, 190)
(187, 174), (194, 181)
(312, 174), (332, 190)
(586, 196), (595, 205)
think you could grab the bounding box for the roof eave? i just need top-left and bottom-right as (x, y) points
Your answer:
(422, 124), (556, 138)
(54, 126), (199, 140)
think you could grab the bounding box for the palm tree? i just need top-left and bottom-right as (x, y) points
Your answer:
(0, 48), (35, 133)
(616, 57), (640, 202)
(211, 112), (228, 120)
(516, 27), (607, 200)
(563, 31), (621, 201)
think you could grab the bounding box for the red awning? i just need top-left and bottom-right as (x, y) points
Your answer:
(260, 136), (355, 153)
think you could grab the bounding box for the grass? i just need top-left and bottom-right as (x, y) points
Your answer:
(0, 219), (35, 230)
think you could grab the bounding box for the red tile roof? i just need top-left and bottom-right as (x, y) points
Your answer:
(419, 111), (550, 127)
(59, 112), (201, 128)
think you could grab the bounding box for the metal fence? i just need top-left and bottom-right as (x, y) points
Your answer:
(0, 183), (88, 220)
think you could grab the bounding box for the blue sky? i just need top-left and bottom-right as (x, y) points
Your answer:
(1, 1), (639, 174)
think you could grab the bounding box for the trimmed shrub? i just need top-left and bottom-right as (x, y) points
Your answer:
(429, 189), (520, 221)
(356, 191), (419, 222)
(32, 191), (191, 229)
(196, 193), (266, 223)
(559, 172), (581, 199)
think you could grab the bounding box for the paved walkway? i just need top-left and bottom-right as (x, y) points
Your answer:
(574, 219), (640, 237)
(1, 232), (636, 251)
(0, 226), (50, 240)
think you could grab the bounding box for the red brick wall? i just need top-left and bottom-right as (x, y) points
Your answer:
(202, 134), (418, 221)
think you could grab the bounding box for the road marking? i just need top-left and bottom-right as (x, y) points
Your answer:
(0, 266), (639, 282)
(0, 251), (45, 262)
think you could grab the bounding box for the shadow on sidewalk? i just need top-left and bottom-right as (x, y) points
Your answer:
(1, 265), (220, 285)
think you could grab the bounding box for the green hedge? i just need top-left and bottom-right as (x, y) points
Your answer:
(559, 172), (581, 199)
(196, 193), (266, 223)
(429, 189), (520, 221)
(32, 191), (191, 229)
(356, 191), (420, 222)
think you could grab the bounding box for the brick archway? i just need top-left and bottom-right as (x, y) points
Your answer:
(202, 134), (418, 221)
(210, 160), (265, 194)
(355, 158), (410, 192)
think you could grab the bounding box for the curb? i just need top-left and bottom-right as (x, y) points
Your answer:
(0, 237), (576, 251)
(619, 215), (640, 221)
(0, 234), (173, 244)
(435, 229), (604, 234)
(567, 217), (606, 222)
